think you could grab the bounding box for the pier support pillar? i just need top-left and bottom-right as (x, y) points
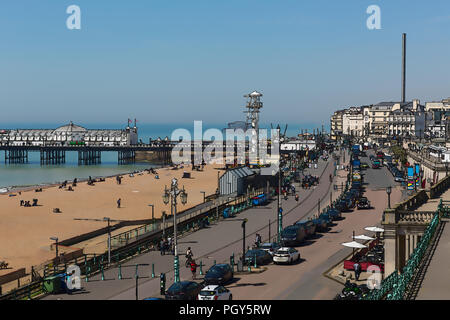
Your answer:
(40, 149), (66, 165)
(118, 150), (135, 165)
(78, 150), (101, 165)
(4, 149), (28, 164)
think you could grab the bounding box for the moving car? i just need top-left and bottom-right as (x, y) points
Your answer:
(356, 197), (371, 210)
(204, 264), (234, 286)
(273, 247), (301, 265)
(198, 285), (232, 300)
(281, 225), (306, 246)
(244, 249), (273, 266)
(165, 281), (202, 300)
(260, 242), (281, 256)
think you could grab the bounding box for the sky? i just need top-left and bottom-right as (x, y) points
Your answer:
(0, 0), (450, 126)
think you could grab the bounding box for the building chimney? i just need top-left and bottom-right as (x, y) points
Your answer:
(402, 33), (406, 103)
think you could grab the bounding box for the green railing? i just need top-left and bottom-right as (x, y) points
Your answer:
(363, 200), (444, 300)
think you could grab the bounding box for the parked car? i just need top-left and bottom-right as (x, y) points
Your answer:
(260, 242), (281, 256)
(336, 198), (351, 212)
(312, 217), (329, 232)
(198, 285), (232, 300)
(281, 225), (306, 246)
(273, 247), (301, 265)
(294, 220), (316, 237)
(204, 264), (234, 286)
(394, 175), (405, 182)
(360, 162), (370, 169)
(319, 212), (333, 225)
(244, 249), (273, 266)
(330, 206), (343, 217)
(165, 281), (202, 300)
(356, 197), (371, 210)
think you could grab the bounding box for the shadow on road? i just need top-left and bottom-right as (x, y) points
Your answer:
(228, 282), (267, 289)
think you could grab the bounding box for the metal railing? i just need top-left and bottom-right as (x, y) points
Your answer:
(0, 190), (264, 300)
(362, 200), (444, 300)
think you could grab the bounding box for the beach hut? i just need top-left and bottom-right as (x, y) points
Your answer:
(219, 166), (256, 196)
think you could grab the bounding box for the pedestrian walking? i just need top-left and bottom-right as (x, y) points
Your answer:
(160, 239), (165, 255)
(190, 260), (197, 280)
(353, 262), (361, 281)
(117, 198), (121, 208)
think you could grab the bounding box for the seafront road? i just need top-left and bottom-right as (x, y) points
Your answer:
(44, 150), (402, 300)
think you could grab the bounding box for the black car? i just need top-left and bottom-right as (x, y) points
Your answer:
(204, 264), (234, 286)
(356, 197), (371, 210)
(244, 249), (273, 266)
(281, 225), (306, 246)
(165, 281), (202, 300)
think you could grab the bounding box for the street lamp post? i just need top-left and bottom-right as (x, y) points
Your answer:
(134, 263), (149, 300)
(148, 204), (154, 222)
(163, 178), (188, 283)
(200, 191), (206, 203)
(241, 219), (247, 262)
(162, 211), (166, 238)
(103, 217), (111, 264)
(386, 186), (392, 209)
(50, 236), (58, 273)
(50, 236), (58, 260)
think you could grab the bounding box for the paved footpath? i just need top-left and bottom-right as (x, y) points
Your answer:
(45, 153), (339, 300)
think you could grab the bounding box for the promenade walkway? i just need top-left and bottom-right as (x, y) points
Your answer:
(412, 187), (450, 300)
(415, 220), (450, 300)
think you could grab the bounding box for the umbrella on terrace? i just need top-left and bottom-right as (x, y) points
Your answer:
(364, 227), (385, 232)
(342, 241), (368, 259)
(353, 235), (375, 241)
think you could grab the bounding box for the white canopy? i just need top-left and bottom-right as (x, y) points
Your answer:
(353, 235), (375, 241)
(365, 227), (385, 232)
(341, 241), (368, 249)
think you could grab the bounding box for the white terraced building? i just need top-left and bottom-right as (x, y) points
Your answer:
(0, 122), (138, 147)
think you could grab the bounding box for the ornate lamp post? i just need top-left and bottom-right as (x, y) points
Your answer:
(162, 178), (187, 283)
(386, 186), (392, 209)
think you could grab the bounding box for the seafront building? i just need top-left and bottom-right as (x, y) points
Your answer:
(0, 122), (138, 147)
(330, 99), (432, 140)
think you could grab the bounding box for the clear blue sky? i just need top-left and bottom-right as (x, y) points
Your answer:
(0, 0), (449, 125)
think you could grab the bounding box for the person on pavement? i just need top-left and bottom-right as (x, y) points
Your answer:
(353, 262), (361, 281)
(186, 247), (193, 260)
(190, 260), (197, 280)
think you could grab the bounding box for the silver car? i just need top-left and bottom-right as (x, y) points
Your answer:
(260, 242), (281, 256)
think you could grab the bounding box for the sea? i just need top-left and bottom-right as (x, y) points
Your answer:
(0, 122), (327, 189)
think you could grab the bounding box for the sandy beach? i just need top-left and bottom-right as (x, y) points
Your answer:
(0, 164), (224, 276)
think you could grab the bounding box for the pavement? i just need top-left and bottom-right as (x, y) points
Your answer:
(43, 149), (403, 300)
(412, 186), (450, 299)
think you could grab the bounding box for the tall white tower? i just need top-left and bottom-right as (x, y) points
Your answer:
(244, 91), (263, 165)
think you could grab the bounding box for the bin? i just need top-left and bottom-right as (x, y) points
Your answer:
(43, 274), (64, 294)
